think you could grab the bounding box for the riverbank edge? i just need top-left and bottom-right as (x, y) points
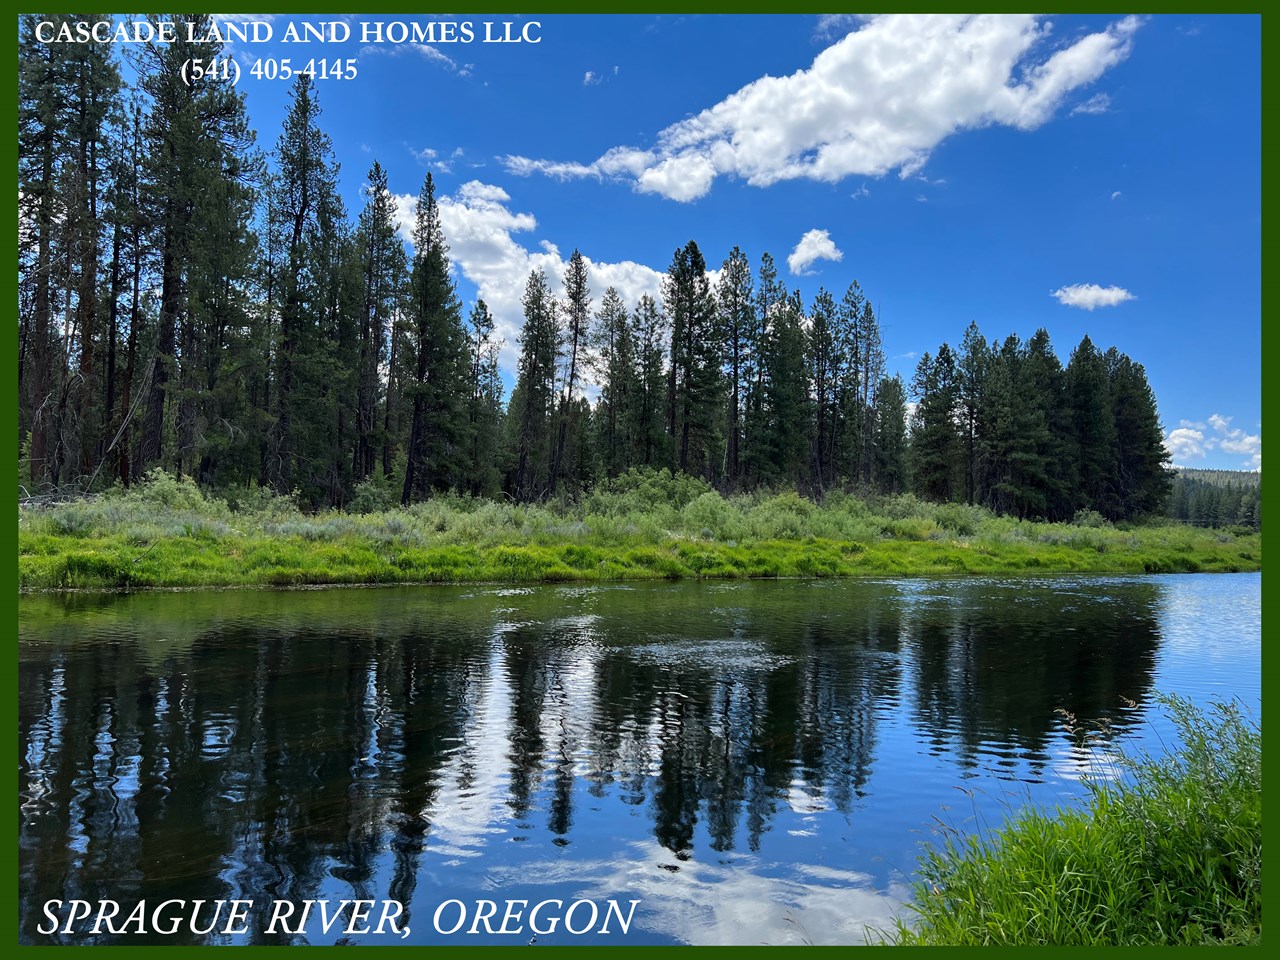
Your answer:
(18, 530), (1261, 594)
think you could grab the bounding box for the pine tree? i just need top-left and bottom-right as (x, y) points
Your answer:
(717, 246), (754, 490)
(872, 375), (908, 493)
(18, 15), (123, 486)
(957, 320), (992, 505)
(264, 74), (348, 503)
(353, 161), (406, 481)
(509, 269), (560, 501)
(1107, 350), (1172, 519)
(664, 241), (723, 481)
(1025, 329), (1075, 520)
(759, 292), (810, 487)
(550, 250), (591, 496)
(631, 294), (669, 469)
(131, 15), (259, 487)
(744, 252), (786, 486)
(806, 288), (841, 491)
(852, 298), (885, 484)
(981, 336), (1051, 517)
(18, 15), (66, 486)
(465, 300), (504, 497)
(1065, 335), (1116, 517)
(593, 286), (637, 477)
(402, 172), (467, 503)
(909, 344), (961, 502)
(832, 280), (869, 484)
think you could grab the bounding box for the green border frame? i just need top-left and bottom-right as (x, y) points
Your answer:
(8, 6), (1268, 958)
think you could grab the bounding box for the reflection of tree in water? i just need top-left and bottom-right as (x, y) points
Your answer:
(19, 578), (1168, 942)
(19, 624), (487, 945)
(568, 597), (906, 856)
(905, 580), (1162, 770)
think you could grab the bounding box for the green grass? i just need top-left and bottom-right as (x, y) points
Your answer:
(17, 468), (1261, 591)
(888, 695), (1262, 946)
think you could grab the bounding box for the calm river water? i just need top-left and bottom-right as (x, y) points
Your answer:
(18, 573), (1260, 945)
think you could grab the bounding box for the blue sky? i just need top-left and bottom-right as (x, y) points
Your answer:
(220, 13), (1260, 471)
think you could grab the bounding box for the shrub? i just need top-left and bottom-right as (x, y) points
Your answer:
(221, 481), (301, 518)
(933, 502), (984, 537)
(681, 492), (746, 541)
(348, 472), (401, 514)
(1072, 507), (1111, 529)
(126, 468), (215, 512)
(589, 467), (712, 513)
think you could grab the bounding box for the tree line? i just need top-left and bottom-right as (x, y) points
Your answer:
(1164, 470), (1261, 529)
(18, 15), (1172, 522)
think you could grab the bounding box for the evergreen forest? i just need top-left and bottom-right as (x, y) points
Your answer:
(19, 16), (1178, 524)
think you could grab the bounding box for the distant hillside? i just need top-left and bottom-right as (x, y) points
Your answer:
(1167, 468), (1261, 528)
(1174, 468), (1261, 488)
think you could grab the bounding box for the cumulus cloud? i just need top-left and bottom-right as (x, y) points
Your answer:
(1165, 413), (1261, 469)
(504, 14), (1140, 201)
(1165, 427), (1206, 462)
(1070, 92), (1112, 115)
(1050, 283), (1136, 310)
(813, 14), (867, 41)
(787, 229), (844, 276)
(584, 70), (600, 86)
(392, 181), (667, 379)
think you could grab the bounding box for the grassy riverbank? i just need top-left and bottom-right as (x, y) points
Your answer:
(889, 696), (1262, 946)
(18, 469), (1260, 592)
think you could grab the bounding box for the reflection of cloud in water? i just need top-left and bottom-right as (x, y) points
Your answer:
(785, 778), (832, 815)
(625, 638), (792, 673)
(1049, 740), (1124, 783)
(420, 645), (514, 859)
(484, 838), (912, 945)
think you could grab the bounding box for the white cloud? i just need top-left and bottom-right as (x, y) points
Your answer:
(813, 14), (868, 41)
(408, 144), (460, 175)
(1167, 413), (1262, 470)
(1209, 414), (1261, 468)
(1165, 427), (1206, 461)
(362, 41), (465, 75)
(1070, 92), (1112, 115)
(1050, 283), (1135, 310)
(504, 14), (1140, 202)
(1110, 190), (1121, 200)
(584, 70), (600, 86)
(1220, 433), (1261, 455)
(393, 181), (667, 379)
(788, 229), (843, 276)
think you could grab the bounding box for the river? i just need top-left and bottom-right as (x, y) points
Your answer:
(18, 573), (1261, 945)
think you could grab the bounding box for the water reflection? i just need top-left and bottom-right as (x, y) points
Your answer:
(18, 575), (1260, 944)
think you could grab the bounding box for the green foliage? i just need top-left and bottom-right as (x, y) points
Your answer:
(218, 481), (301, 518)
(348, 467), (401, 514)
(129, 467), (217, 512)
(890, 695), (1262, 946)
(588, 466), (713, 513)
(19, 477), (1260, 592)
(1071, 507), (1110, 529)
